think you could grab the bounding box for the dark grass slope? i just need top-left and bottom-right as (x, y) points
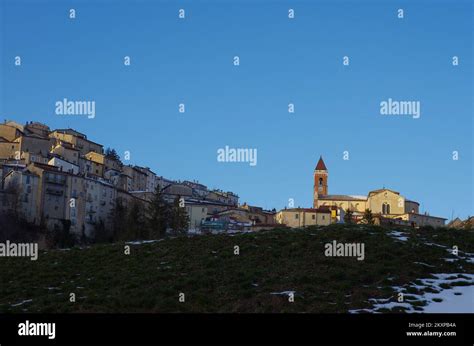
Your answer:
(0, 225), (472, 313)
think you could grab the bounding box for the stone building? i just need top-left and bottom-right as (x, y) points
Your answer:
(276, 207), (332, 228)
(49, 128), (103, 156)
(2, 169), (40, 224)
(312, 156), (446, 227)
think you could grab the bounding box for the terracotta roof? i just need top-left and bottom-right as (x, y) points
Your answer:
(315, 156), (327, 170)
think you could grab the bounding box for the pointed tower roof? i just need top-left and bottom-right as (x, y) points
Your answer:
(315, 156), (327, 170)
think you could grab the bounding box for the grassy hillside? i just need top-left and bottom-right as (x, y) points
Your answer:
(0, 224), (473, 313)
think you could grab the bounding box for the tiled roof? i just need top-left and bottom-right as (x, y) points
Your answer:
(315, 156), (327, 170)
(318, 195), (367, 201)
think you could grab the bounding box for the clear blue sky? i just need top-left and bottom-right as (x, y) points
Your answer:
(1, 0), (472, 219)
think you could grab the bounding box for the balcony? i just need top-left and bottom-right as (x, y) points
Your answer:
(45, 188), (63, 196)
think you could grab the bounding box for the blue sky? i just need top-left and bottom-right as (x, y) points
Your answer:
(1, 0), (472, 219)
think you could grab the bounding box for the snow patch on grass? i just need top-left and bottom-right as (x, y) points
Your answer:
(388, 231), (408, 242)
(11, 299), (33, 307)
(125, 239), (163, 245)
(270, 291), (295, 296)
(350, 273), (474, 313)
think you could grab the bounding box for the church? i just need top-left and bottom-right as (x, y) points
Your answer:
(313, 156), (446, 227)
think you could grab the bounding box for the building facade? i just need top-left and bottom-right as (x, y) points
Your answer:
(312, 156), (446, 227)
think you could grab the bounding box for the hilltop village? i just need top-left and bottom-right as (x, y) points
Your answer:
(0, 120), (446, 243)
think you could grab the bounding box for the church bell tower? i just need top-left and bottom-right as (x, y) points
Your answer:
(313, 156), (328, 208)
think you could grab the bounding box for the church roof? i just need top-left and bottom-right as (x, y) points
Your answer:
(315, 156), (327, 170)
(318, 194), (367, 201)
(368, 188), (400, 197)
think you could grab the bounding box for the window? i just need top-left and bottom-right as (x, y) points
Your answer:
(295, 214), (299, 219)
(312, 215), (315, 220)
(319, 177), (323, 186)
(382, 203), (390, 215)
